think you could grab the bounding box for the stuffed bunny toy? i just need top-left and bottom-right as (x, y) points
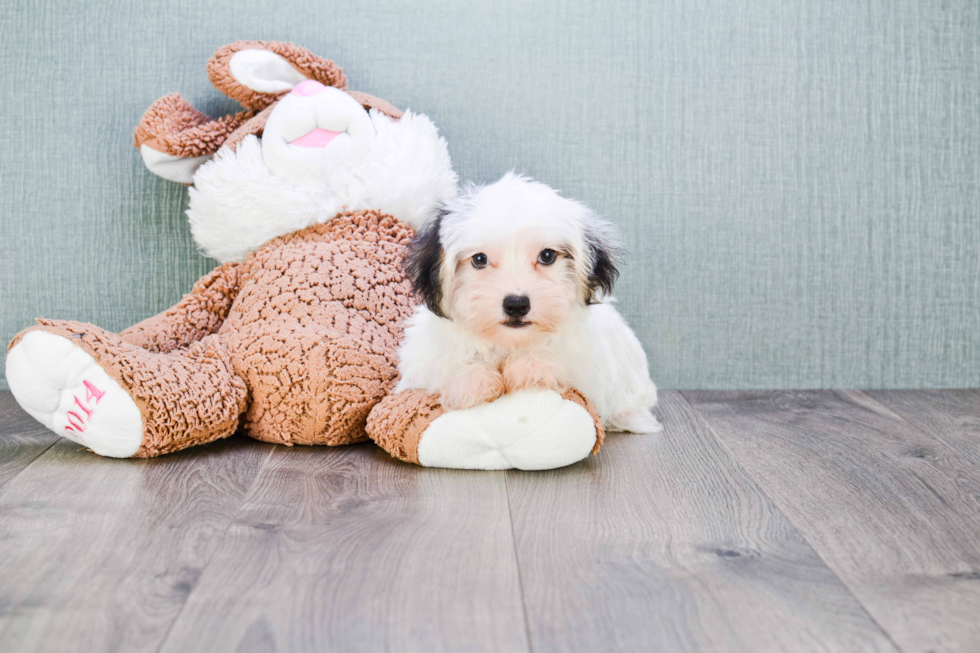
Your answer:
(5, 41), (604, 469)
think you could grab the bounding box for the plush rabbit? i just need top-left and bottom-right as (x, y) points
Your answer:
(5, 41), (603, 469)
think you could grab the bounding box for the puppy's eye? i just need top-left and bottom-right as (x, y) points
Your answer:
(471, 253), (489, 269)
(537, 249), (558, 265)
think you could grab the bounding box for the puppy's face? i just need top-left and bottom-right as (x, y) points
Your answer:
(407, 174), (621, 350)
(449, 229), (580, 348)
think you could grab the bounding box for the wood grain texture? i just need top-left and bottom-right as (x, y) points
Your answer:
(3, 389), (980, 651)
(0, 431), (271, 653)
(685, 390), (980, 653)
(506, 391), (897, 653)
(158, 445), (529, 653)
(865, 390), (980, 465)
(0, 393), (58, 489)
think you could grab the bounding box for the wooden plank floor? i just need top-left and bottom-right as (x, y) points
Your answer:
(0, 389), (978, 653)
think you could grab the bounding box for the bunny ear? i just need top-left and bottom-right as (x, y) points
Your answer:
(208, 40), (347, 110)
(133, 93), (252, 183)
(218, 104), (274, 153)
(346, 90), (404, 120)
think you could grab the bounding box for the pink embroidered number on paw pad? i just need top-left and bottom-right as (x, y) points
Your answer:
(64, 380), (105, 433)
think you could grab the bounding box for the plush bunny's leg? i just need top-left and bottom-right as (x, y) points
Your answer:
(120, 262), (242, 354)
(367, 388), (604, 470)
(6, 320), (247, 458)
(7, 330), (143, 457)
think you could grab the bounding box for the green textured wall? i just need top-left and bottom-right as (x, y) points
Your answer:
(2, 0), (978, 390)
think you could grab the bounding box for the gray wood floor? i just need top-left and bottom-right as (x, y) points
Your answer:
(0, 390), (978, 653)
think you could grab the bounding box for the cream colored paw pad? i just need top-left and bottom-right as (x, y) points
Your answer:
(417, 390), (597, 470)
(5, 331), (143, 457)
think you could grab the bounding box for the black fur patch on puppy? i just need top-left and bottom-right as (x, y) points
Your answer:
(584, 226), (621, 304)
(405, 212), (447, 318)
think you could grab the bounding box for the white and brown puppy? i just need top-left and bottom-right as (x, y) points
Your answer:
(396, 173), (661, 433)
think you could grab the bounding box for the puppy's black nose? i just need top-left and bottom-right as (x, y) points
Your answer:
(503, 294), (531, 318)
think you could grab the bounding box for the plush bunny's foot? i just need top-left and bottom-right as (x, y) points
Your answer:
(6, 331), (143, 457)
(367, 388), (604, 470)
(417, 390), (597, 470)
(8, 320), (247, 458)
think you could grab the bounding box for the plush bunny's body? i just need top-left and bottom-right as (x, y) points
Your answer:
(11, 212), (413, 456)
(5, 42), (604, 468)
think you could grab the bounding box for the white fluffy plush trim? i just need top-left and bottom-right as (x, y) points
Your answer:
(186, 110), (457, 263)
(357, 111), (458, 230)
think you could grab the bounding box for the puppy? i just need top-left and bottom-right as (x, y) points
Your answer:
(395, 173), (661, 433)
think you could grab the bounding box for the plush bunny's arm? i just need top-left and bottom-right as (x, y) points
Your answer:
(121, 262), (242, 353)
(367, 388), (604, 469)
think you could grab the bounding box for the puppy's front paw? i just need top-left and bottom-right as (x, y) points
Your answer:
(502, 354), (567, 394)
(438, 366), (505, 410)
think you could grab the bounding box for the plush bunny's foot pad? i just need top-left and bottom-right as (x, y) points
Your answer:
(6, 331), (143, 457)
(367, 388), (604, 470)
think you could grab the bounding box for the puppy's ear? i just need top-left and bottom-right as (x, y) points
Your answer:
(583, 221), (622, 304)
(405, 213), (448, 318)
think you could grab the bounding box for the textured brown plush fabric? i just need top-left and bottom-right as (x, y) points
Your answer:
(133, 93), (253, 158)
(10, 321), (248, 458)
(366, 390), (446, 464)
(134, 41), (403, 163)
(219, 104), (275, 154)
(207, 40), (348, 111)
(365, 387), (606, 464)
(560, 388), (606, 454)
(10, 210), (417, 456)
(222, 211), (416, 446)
(121, 263), (242, 353)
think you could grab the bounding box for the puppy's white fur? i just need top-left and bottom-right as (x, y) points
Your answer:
(396, 173), (661, 433)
